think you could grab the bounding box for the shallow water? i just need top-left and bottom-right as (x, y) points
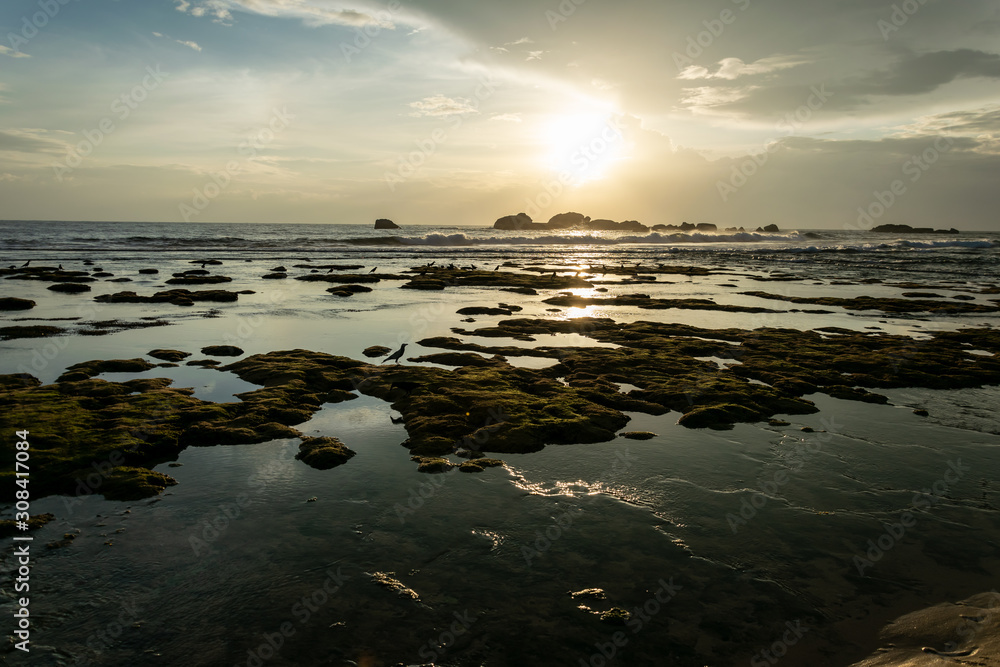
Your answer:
(1, 222), (999, 666)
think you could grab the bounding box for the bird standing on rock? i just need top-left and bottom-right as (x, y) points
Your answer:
(381, 343), (407, 365)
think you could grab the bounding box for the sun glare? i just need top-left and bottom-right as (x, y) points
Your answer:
(542, 112), (627, 184)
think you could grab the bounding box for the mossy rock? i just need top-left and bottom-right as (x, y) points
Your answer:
(165, 275), (233, 285)
(469, 458), (504, 467)
(401, 279), (446, 290)
(186, 359), (221, 367)
(456, 306), (513, 316)
(96, 289), (239, 305)
(620, 431), (656, 440)
(262, 273), (287, 279)
(363, 345), (392, 358)
(0, 325), (64, 340)
(149, 349), (191, 362)
(0, 513), (54, 537)
(100, 467), (178, 500)
(57, 358), (155, 381)
(0, 297), (35, 310)
(411, 456), (454, 473)
(201, 345), (244, 357)
(599, 607), (630, 625)
(458, 461), (484, 472)
(295, 436), (356, 470)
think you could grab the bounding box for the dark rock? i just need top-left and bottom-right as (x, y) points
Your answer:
(493, 212), (536, 230)
(261, 273), (287, 279)
(620, 431), (656, 440)
(457, 306), (513, 316)
(138, 268), (158, 274)
(295, 436), (356, 469)
(363, 346), (392, 358)
(0, 325), (64, 340)
(375, 218), (400, 229)
(48, 283), (91, 293)
(165, 275), (232, 285)
(547, 212), (589, 228)
(148, 349), (191, 362)
(0, 297), (35, 310)
(201, 345), (244, 357)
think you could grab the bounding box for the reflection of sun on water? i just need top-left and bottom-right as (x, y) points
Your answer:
(542, 112), (627, 184)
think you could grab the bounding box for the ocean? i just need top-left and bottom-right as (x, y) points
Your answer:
(1, 220), (998, 666)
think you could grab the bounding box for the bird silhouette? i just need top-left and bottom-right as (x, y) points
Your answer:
(369, 267), (377, 273)
(327, 268), (333, 273)
(20, 260), (30, 267)
(381, 343), (407, 365)
(494, 265), (500, 271)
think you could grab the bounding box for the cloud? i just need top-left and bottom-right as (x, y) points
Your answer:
(0, 45), (30, 59)
(490, 113), (522, 122)
(505, 37), (533, 46)
(525, 50), (544, 61)
(177, 40), (203, 51)
(895, 105), (1000, 153)
(0, 130), (67, 155)
(175, 0), (394, 28)
(408, 95), (479, 117)
(679, 55), (808, 81)
(678, 50), (1000, 118)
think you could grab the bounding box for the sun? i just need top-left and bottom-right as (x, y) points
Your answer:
(541, 112), (627, 184)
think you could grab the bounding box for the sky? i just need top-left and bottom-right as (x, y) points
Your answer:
(0, 0), (998, 230)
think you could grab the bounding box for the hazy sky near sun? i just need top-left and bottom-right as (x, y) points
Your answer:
(1, 0), (999, 229)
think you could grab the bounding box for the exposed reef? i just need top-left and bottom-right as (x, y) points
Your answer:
(741, 291), (999, 314)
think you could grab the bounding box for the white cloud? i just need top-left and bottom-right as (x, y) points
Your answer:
(409, 95), (479, 117)
(679, 55), (808, 81)
(176, 0), (394, 28)
(490, 113), (522, 122)
(505, 37), (533, 46)
(526, 50), (544, 61)
(0, 45), (30, 59)
(177, 40), (203, 51)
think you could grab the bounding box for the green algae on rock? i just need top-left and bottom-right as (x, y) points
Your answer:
(543, 293), (782, 313)
(295, 436), (356, 469)
(740, 290), (1000, 314)
(0, 325), (65, 340)
(149, 349), (191, 362)
(620, 431), (656, 440)
(0, 513), (54, 537)
(96, 289), (240, 305)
